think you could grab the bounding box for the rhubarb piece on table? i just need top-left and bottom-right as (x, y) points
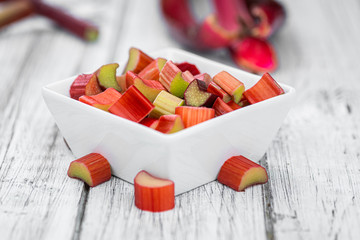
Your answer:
(155, 115), (184, 134)
(134, 170), (175, 212)
(213, 0), (245, 32)
(184, 79), (217, 107)
(212, 98), (233, 116)
(149, 91), (184, 118)
(123, 47), (154, 74)
(213, 71), (245, 103)
(67, 153), (111, 187)
(176, 62), (200, 75)
(250, 1), (286, 39)
(159, 61), (189, 98)
(194, 73), (212, 86)
(229, 37), (277, 73)
(69, 73), (102, 100)
(126, 71), (164, 102)
(243, 72), (284, 104)
(79, 88), (122, 111)
(217, 155), (268, 191)
(0, 1), (34, 30)
(138, 58), (167, 81)
(109, 85), (154, 123)
(207, 82), (232, 103)
(116, 74), (127, 93)
(182, 70), (195, 83)
(175, 106), (215, 128)
(96, 63), (122, 91)
(140, 118), (159, 129)
(32, 0), (99, 41)
(198, 14), (238, 49)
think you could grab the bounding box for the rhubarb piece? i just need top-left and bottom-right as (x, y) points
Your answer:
(207, 82), (232, 103)
(149, 91), (185, 118)
(238, 95), (250, 107)
(212, 98), (233, 116)
(217, 155), (268, 191)
(116, 74), (127, 93)
(140, 118), (159, 129)
(79, 88), (122, 111)
(181, 71), (195, 83)
(96, 63), (121, 91)
(243, 72), (284, 104)
(198, 14), (238, 49)
(159, 61), (189, 98)
(176, 62), (200, 75)
(134, 170), (175, 212)
(175, 106), (215, 128)
(138, 58), (167, 81)
(32, 0), (99, 41)
(126, 71), (164, 102)
(69, 73), (102, 100)
(0, 1), (34, 30)
(67, 153), (111, 187)
(194, 73), (213, 86)
(229, 37), (277, 73)
(184, 79), (217, 107)
(155, 115), (184, 134)
(251, 1), (286, 39)
(227, 100), (242, 110)
(108, 85), (155, 122)
(213, 71), (245, 103)
(123, 47), (154, 74)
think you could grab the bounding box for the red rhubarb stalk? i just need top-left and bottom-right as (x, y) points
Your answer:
(0, 1), (34, 29)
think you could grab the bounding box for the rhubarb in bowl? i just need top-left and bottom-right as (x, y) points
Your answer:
(42, 48), (295, 195)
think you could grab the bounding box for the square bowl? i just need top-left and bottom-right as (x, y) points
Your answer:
(42, 48), (296, 195)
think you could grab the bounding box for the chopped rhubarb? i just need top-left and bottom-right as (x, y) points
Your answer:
(126, 71), (164, 102)
(227, 100), (242, 110)
(159, 61), (189, 98)
(207, 82), (232, 103)
(175, 106), (215, 128)
(116, 74), (127, 93)
(229, 37), (277, 73)
(181, 70), (195, 83)
(69, 73), (102, 100)
(194, 73), (213, 86)
(155, 115), (184, 134)
(67, 153), (111, 187)
(212, 98), (233, 116)
(96, 63), (121, 91)
(134, 170), (175, 212)
(123, 47), (154, 74)
(138, 58), (167, 81)
(150, 91), (184, 118)
(184, 79), (217, 107)
(108, 85), (155, 123)
(217, 155), (268, 191)
(243, 72), (284, 104)
(79, 88), (122, 111)
(140, 118), (159, 129)
(176, 62), (200, 75)
(213, 71), (245, 103)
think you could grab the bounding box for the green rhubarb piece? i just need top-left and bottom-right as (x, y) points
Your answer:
(97, 63), (121, 91)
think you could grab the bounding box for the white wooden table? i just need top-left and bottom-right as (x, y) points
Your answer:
(1, 0), (360, 239)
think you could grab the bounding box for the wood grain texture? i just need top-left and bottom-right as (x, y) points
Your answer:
(1, 0), (360, 239)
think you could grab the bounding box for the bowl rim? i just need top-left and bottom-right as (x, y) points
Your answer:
(42, 47), (296, 141)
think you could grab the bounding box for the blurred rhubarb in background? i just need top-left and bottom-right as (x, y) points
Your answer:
(160, 0), (286, 73)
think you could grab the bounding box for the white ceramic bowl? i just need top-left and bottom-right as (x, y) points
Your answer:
(42, 48), (296, 195)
